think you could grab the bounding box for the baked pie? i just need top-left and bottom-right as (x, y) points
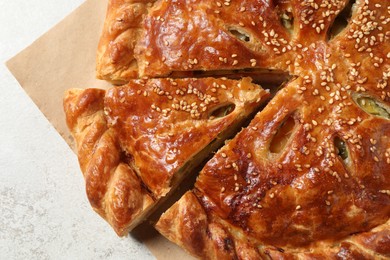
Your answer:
(65, 0), (390, 258)
(63, 77), (269, 235)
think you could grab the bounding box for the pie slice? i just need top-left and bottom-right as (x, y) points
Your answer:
(63, 77), (269, 235)
(156, 75), (390, 258)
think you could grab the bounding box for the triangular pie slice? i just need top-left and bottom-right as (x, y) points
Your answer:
(63, 77), (269, 235)
(156, 76), (390, 258)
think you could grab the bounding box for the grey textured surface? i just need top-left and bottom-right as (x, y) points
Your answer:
(0, 1), (154, 259)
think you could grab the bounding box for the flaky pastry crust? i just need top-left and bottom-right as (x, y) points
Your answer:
(64, 77), (269, 235)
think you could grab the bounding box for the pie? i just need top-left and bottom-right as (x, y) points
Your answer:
(63, 77), (269, 235)
(65, 0), (390, 258)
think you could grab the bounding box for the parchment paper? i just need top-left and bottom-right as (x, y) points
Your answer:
(6, 0), (194, 258)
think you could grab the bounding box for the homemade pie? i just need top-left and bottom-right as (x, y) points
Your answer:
(65, 0), (389, 258)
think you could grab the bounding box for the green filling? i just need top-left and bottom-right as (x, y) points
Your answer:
(210, 104), (235, 119)
(335, 137), (348, 160)
(229, 29), (250, 42)
(357, 97), (390, 119)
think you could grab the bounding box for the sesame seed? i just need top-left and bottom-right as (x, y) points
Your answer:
(379, 190), (390, 195)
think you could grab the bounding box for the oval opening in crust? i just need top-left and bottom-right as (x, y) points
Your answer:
(273, 0), (294, 34)
(270, 115), (296, 153)
(334, 137), (349, 161)
(209, 103), (236, 119)
(280, 11), (294, 33)
(229, 28), (251, 42)
(328, 0), (356, 40)
(353, 94), (390, 119)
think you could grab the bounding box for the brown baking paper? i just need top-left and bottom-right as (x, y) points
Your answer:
(6, 0), (194, 259)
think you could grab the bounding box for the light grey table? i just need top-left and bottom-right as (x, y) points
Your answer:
(0, 1), (154, 259)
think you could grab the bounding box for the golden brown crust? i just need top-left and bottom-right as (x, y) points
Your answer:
(156, 192), (251, 259)
(96, 0), (155, 83)
(63, 89), (107, 173)
(63, 88), (155, 235)
(156, 191), (209, 257)
(64, 78), (269, 235)
(135, 0), (293, 77)
(158, 197), (390, 259)
(156, 0), (390, 258)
